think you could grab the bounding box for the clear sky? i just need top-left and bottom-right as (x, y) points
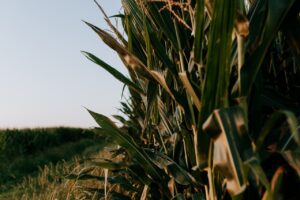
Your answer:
(0, 1), (127, 128)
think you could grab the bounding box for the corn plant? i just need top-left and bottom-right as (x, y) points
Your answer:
(81, 0), (300, 199)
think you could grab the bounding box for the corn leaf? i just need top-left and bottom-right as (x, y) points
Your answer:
(82, 51), (144, 95)
(256, 110), (299, 152)
(239, 0), (296, 96)
(144, 149), (199, 186)
(198, 0), (237, 166)
(88, 110), (163, 182)
(245, 157), (272, 200)
(194, 0), (205, 64)
(203, 107), (252, 195)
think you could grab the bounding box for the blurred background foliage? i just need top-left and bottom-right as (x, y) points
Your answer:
(0, 128), (105, 193)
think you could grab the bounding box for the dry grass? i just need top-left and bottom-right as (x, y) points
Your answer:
(0, 147), (125, 200)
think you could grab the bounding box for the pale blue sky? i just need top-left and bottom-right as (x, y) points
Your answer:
(0, 1), (127, 128)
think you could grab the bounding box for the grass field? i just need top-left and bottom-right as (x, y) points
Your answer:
(0, 127), (106, 194)
(0, 149), (123, 200)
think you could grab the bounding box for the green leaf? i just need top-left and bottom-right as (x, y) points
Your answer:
(245, 157), (272, 200)
(194, 0), (205, 64)
(122, 0), (144, 32)
(172, 193), (186, 200)
(127, 165), (152, 186)
(88, 110), (163, 183)
(198, 0), (237, 166)
(239, 0), (296, 96)
(146, 1), (179, 51)
(112, 115), (127, 125)
(125, 14), (147, 62)
(192, 193), (206, 200)
(82, 51), (144, 95)
(181, 129), (197, 168)
(282, 147), (300, 177)
(144, 82), (158, 128)
(145, 20), (178, 76)
(203, 106), (252, 195)
(256, 110), (299, 152)
(84, 21), (128, 56)
(144, 149), (200, 186)
(179, 72), (201, 111)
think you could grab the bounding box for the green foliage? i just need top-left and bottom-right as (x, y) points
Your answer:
(0, 128), (103, 192)
(0, 128), (93, 158)
(84, 0), (300, 199)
